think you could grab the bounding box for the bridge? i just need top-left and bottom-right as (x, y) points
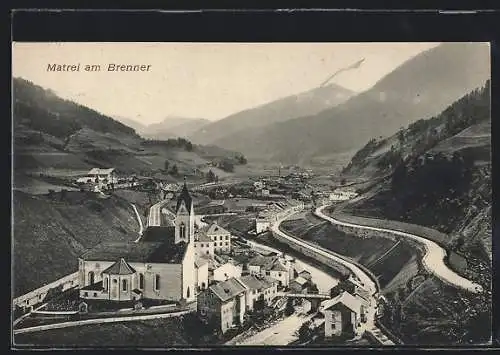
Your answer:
(148, 199), (171, 227)
(277, 292), (330, 300)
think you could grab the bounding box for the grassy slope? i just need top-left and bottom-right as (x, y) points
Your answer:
(12, 191), (142, 297)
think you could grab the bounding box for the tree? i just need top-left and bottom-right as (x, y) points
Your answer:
(298, 321), (313, 341)
(207, 169), (217, 183)
(164, 160), (170, 171)
(237, 154), (247, 165)
(285, 298), (294, 316)
(220, 158), (234, 172)
(170, 164), (178, 176)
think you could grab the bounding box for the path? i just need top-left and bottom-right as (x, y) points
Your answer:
(13, 308), (194, 335)
(315, 205), (483, 293)
(231, 314), (315, 346)
(131, 204), (144, 242)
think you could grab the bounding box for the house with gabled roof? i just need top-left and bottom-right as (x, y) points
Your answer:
(238, 274), (278, 311)
(320, 291), (367, 338)
(197, 277), (247, 333)
(247, 255), (292, 288)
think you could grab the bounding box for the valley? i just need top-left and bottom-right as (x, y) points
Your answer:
(11, 42), (492, 348)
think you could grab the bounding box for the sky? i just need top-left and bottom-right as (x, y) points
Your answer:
(12, 42), (439, 124)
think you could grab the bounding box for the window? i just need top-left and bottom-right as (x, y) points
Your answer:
(39, 294), (42, 300)
(331, 323), (336, 329)
(122, 279), (128, 292)
(206, 251), (209, 255)
(93, 292), (98, 297)
(155, 274), (160, 290)
(219, 242), (223, 246)
(139, 273), (144, 289)
(278, 273), (282, 277)
(266, 272), (270, 276)
(26, 300), (29, 306)
(104, 277), (108, 291)
(88, 271), (95, 285)
(201, 243), (204, 247)
(180, 223), (186, 240)
(113, 279), (117, 284)
(225, 242), (229, 246)
(84, 292), (88, 297)
(187, 287), (190, 298)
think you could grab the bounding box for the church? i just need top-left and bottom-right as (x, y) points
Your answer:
(77, 182), (202, 304)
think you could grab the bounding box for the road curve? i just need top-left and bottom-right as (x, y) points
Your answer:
(271, 212), (378, 297)
(271, 208), (393, 344)
(314, 205), (483, 294)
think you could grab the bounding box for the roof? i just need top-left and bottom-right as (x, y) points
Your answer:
(176, 180), (193, 213)
(206, 223), (230, 236)
(248, 255), (288, 272)
(88, 168), (115, 175)
(80, 240), (187, 264)
(195, 256), (209, 268)
(239, 275), (275, 291)
(102, 258), (136, 275)
(209, 278), (246, 302)
(194, 230), (213, 243)
(141, 226), (175, 242)
(321, 291), (363, 314)
(81, 281), (104, 291)
(299, 270), (312, 280)
(292, 276), (309, 286)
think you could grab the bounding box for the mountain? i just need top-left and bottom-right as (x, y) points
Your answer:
(336, 80), (491, 345)
(141, 117), (211, 140)
(13, 78), (246, 187)
(189, 83), (355, 145)
(342, 80), (491, 259)
(209, 43), (490, 164)
(114, 116), (147, 134)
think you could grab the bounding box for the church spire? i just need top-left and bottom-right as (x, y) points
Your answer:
(176, 176), (193, 213)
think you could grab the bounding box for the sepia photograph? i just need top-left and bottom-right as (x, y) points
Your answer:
(11, 42), (492, 348)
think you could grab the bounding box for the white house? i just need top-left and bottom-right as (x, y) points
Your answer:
(238, 275), (278, 311)
(247, 255), (291, 288)
(320, 291), (365, 338)
(329, 188), (358, 202)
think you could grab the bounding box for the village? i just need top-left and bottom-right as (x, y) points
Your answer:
(13, 166), (374, 345)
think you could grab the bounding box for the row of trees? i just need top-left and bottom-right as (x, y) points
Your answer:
(142, 137), (194, 151)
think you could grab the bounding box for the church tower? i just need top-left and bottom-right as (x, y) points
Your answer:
(175, 177), (195, 245)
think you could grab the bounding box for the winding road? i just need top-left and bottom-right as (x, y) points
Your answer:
(270, 208), (382, 342)
(314, 205), (483, 294)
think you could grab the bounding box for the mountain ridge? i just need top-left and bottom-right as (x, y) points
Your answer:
(206, 43), (490, 164)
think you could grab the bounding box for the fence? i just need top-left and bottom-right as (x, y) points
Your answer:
(13, 272), (80, 310)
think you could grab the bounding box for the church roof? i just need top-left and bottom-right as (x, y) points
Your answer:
(80, 240), (187, 264)
(176, 179), (193, 213)
(141, 226), (175, 242)
(102, 258), (136, 275)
